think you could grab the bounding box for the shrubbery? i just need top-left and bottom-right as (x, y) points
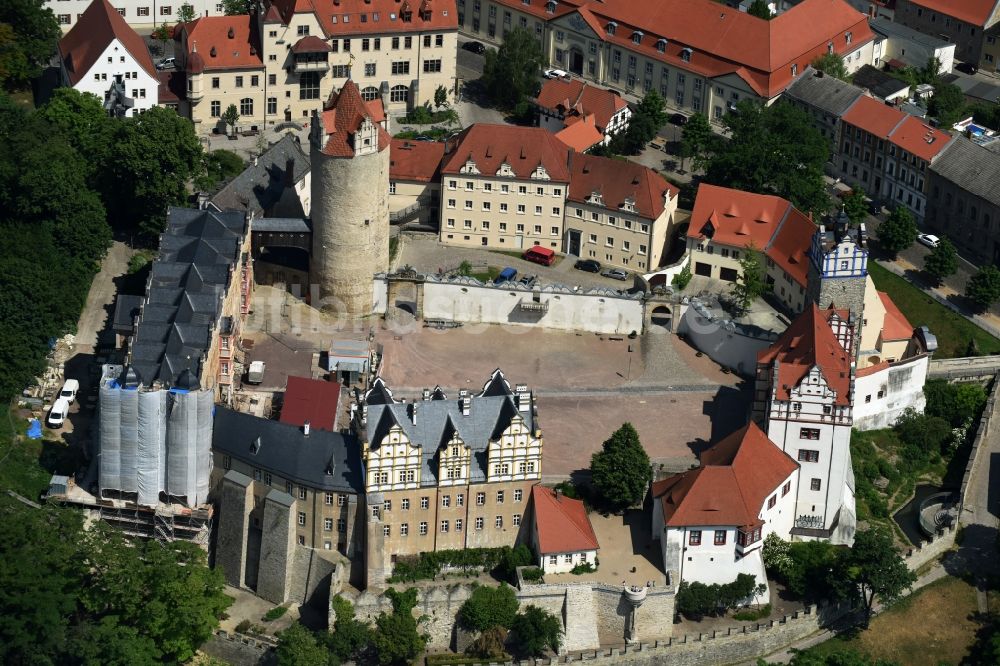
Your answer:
(389, 544), (533, 582)
(675, 573), (765, 620)
(521, 567), (545, 582)
(457, 584), (519, 632)
(671, 263), (693, 291)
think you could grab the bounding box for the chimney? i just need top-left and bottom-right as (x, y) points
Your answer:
(516, 391), (531, 412)
(422, 387), (430, 401)
(410, 402), (418, 425)
(303, 420), (311, 436)
(461, 397), (471, 416)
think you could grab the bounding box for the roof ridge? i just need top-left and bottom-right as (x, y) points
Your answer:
(537, 486), (598, 550)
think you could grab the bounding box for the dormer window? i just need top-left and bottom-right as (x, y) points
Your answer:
(545, 0), (556, 13)
(656, 38), (667, 53)
(827, 41), (834, 53)
(631, 30), (643, 44)
(791, 63), (798, 76)
(845, 31), (852, 44)
(606, 21), (617, 36)
(680, 47), (692, 62)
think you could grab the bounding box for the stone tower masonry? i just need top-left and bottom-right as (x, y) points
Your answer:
(309, 80), (391, 317)
(806, 210), (869, 354)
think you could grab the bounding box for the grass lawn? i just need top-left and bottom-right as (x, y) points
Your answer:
(868, 262), (1000, 358)
(9, 89), (34, 109)
(805, 576), (980, 665)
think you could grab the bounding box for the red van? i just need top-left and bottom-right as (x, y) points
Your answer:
(522, 245), (556, 266)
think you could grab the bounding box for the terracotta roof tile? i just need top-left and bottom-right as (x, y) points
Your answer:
(757, 304), (853, 406)
(903, 0), (997, 26)
(567, 153), (677, 221)
(532, 485), (599, 554)
(182, 15), (263, 71)
(318, 80), (391, 157)
(652, 423), (797, 528)
(535, 78), (629, 133)
(877, 291), (913, 341)
(279, 376), (341, 432)
(292, 35), (332, 53)
(390, 138), (445, 182)
(842, 97), (953, 162)
(441, 124), (572, 181)
(555, 115), (605, 153)
(270, 0), (459, 37)
(59, 0), (158, 85)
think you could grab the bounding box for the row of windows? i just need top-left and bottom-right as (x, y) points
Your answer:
(447, 219), (559, 236)
(574, 209), (646, 231)
(447, 200), (561, 216)
(548, 552), (590, 565)
(209, 98), (255, 117)
(375, 489), (524, 512)
(378, 514), (520, 536)
(586, 234), (648, 254)
(448, 181), (564, 196)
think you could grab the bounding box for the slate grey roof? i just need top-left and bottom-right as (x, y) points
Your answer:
(112, 294), (143, 336)
(930, 135), (1000, 207)
(129, 208), (246, 386)
(253, 217), (312, 233)
(223, 469), (253, 488)
(363, 370), (534, 486)
(852, 65), (909, 100)
(784, 67), (865, 118)
(209, 134), (310, 217)
(951, 75), (1000, 104)
(871, 17), (954, 49)
(213, 406), (363, 493)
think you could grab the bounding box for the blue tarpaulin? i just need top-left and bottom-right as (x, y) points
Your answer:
(26, 419), (42, 440)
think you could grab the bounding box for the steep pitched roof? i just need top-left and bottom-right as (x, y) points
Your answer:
(901, 0), (1000, 26)
(441, 124), (572, 181)
(390, 139), (445, 183)
(279, 376), (342, 432)
(652, 422), (797, 529)
(842, 95), (953, 162)
(268, 0), (459, 36)
(757, 304), (853, 406)
(535, 78), (629, 132)
(687, 184), (815, 287)
(532, 485), (600, 554)
(555, 116), (605, 153)
(209, 134), (310, 216)
(59, 0), (158, 85)
(930, 135), (1000, 208)
(181, 15), (263, 71)
(567, 153), (677, 221)
(877, 291), (913, 341)
(317, 80), (391, 157)
(784, 66), (866, 118)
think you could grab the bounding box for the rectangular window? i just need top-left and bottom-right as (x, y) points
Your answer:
(496, 490), (504, 503)
(419, 521), (428, 535)
(440, 520), (449, 533)
(324, 518), (333, 531)
(475, 517), (484, 530)
(714, 529), (726, 545)
(810, 478), (822, 491)
(392, 61), (411, 75)
(337, 518), (346, 533)
(476, 492), (485, 505)
(457, 493), (464, 506)
(798, 449), (820, 462)
(400, 523), (409, 536)
(235, 76), (243, 88)
(420, 496), (429, 509)
(513, 514), (521, 526)
(495, 515), (503, 528)
(782, 481), (791, 496)
(401, 498), (410, 510)
(688, 530), (702, 546)
(297, 512), (306, 526)
(514, 489), (523, 502)
(767, 495), (777, 509)
(325, 492), (334, 505)
(799, 428), (820, 441)
(456, 518), (463, 532)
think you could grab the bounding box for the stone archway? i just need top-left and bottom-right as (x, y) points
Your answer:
(569, 47), (584, 76)
(650, 305), (672, 331)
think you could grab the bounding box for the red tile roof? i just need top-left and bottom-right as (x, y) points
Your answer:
(904, 0), (998, 25)
(269, 0), (459, 37)
(842, 96), (952, 162)
(442, 124), (572, 181)
(555, 115), (605, 153)
(757, 304), (853, 406)
(318, 80), (391, 157)
(157, 70), (186, 103)
(535, 78), (629, 133)
(182, 15), (263, 71)
(687, 184), (815, 287)
(59, 0), (158, 85)
(877, 291), (913, 341)
(280, 376), (341, 432)
(652, 423), (797, 529)
(390, 139), (445, 182)
(856, 360), (889, 377)
(567, 153), (677, 221)
(292, 35), (332, 53)
(532, 485), (600, 554)
(562, 0), (872, 98)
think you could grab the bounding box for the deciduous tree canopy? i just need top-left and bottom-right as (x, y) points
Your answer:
(590, 422), (652, 510)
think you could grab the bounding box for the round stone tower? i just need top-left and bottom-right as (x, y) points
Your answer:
(309, 80), (390, 317)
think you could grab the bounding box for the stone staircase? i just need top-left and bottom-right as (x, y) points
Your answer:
(562, 585), (600, 652)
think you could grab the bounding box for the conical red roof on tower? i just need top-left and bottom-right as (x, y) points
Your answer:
(317, 80), (390, 157)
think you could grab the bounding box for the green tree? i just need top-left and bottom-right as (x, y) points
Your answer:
(0, 0), (61, 91)
(372, 588), (426, 666)
(966, 265), (1000, 313)
(69, 617), (162, 666)
(276, 623), (329, 666)
(893, 408), (953, 462)
(590, 422), (652, 510)
(197, 149), (246, 190)
(732, 245), (769, 313)
(482, 27), (543, 109)
(675, 581), (720, 620)
(811, 53), (849, 81)
(761, 532), (793, 573)
(702, 100), (831, 216)
(928, 82), (967, 127)
(841, 189), (868, 226)
(467, 625), (509, 660)
(509, 605), (562, 658)
(671, 263), (693, 290)
(607, 90), (668, 155)
(38, 87), (114, 179)
(221, 103), (240, 136)
(326, 595), (373, 663)
(681, 112), (713, 171)
(923, 236), (958, 286)
(848, 528), (916, 627)
(458, 583), (519, 632)
(221, 0), (251, 15)
(877, 207), (917, 258)
(178, 2), (197, 22)
(434, 84), (449, 109)
(923, 379), (987, 427)
(747, 0), (773, 19)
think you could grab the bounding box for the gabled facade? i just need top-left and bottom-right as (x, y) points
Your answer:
(531, 485), (599, 573)
(535, 77), (631, 145)
(58, 0), (160, 115)
(357, 370), (542, 585)
(651, 423), (798, 599)
(894, 0), (1000, 73)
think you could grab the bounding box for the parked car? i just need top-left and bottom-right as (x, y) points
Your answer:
(462, 41), (486, 55)
(522, 245), (556, 266)
(59, 379), (79, 404)
(602, 268), (628, 281)
(956, 61), (979, 75)
(543, 68), (569, 79)
(574, 259), (601, 273)
(519, 275), (537, 287)
(917, 233), (941, 249)
(156, 57), (177, 71)
(47, 398), (70, 429)
(669, 113), (688, 126)
(495, 267), (518, 283)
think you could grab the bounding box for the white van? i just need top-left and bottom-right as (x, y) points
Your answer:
(59, 379), (79, 404)
(47, 398), (70, 429)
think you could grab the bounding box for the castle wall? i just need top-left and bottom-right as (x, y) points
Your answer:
(257, 492), (297, 604)
(311, 146), (390, 317)
(853, 355), (929, 431)
(217, 471), (253, 588)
